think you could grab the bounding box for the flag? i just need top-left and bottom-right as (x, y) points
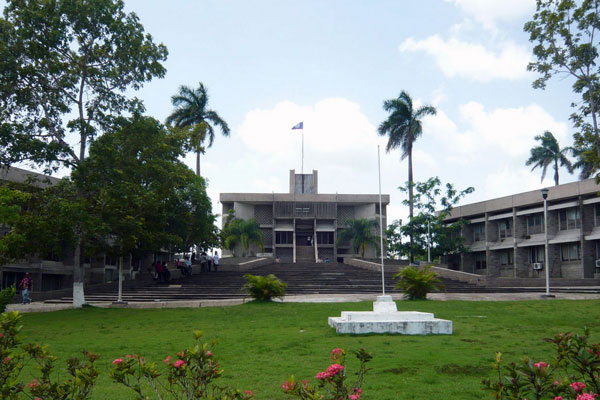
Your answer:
(291, 122), (303, 130)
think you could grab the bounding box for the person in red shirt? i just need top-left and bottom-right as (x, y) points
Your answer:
(19, 273), (32, 304)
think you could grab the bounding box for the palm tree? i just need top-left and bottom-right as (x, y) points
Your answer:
(336, 218), (380, 258)
(570, 142), (594, 180)
(223, 218), (264, 257)
(378, 91), (436, 262)
(166, 82), (230, 176)
(525, 131), (573, 186)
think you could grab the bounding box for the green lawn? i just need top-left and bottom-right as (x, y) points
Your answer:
(16, 299), (600, 399)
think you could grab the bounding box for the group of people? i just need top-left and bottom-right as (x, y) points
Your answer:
(152, 261), (171, 282)
(172, 250), (220, 277)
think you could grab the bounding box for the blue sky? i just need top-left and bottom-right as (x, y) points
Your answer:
(5, 0), (583, 224)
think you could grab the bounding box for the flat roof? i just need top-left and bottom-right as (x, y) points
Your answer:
(446, 178), (600, 220)
(0, 166), (61, 188)
(220, 192), (390, 204)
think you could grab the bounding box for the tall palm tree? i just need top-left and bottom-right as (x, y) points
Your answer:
(336, 218), (380, 258)
(525, 131), (573, 186)
(570, 142), (594, 180)
(166, 83), (230, 176)
(378, 91), (436, 262)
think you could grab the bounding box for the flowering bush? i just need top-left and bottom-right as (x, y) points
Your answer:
(110, 330), (254, 399)
(281, 347), (372, 400)
(483, 328), (600, 399)
(0, 311), (99, 399)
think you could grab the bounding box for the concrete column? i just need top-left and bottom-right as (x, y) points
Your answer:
(293, 218), (296, 263)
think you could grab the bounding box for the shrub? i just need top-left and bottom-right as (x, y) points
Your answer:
(110, 330), (255, 399)
(281, 347), (372, 400)
(393, 265), (444, 300)
(0, 311), (99, 399)
(482, 328), (600, 399)
(242, 274), (287, 301)
(0, 286), (16, 313)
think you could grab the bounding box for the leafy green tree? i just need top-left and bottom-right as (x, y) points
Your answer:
(74, 115), (217, 270)
(337, 218), (380, 258)
(0, 0), (168, 306)
(570, 140), (595, 180)
(166, 83), (230, 176)
(398, 177), (473, 261)
(525, 131), (573, 185)
(524, 1), (600, 177)
(0, 186), (30, 265)
(385, 219), (403, 260)
(222, 218), (264, 257)
(378, 91), (436, 262)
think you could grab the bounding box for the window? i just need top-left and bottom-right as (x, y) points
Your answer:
(559, 208), (581, 230)
(527, 214), (544, 235)
(474, 252), (486, 269)
(498, 219), (512, 240)
(473, 223), (485, 242)
(316, 232), (334, 245)
(529, 246), (545, 263)
(499, 250), (513, 265)
(275, 231), (293, 245)
(561, 242), (581, 261)
(596, 204), (600, 227)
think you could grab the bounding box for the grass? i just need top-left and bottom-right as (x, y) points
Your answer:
(15, 299), (600, 399)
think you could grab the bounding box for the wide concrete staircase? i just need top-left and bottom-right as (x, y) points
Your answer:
(42, 262), (577, 304)
(295, 246), (314, 263)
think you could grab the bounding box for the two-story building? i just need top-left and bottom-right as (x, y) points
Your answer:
(220, 170), (389, 263)
(443, 179), (600, 281)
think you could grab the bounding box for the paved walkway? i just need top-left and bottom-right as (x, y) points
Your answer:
(6, 291), (600, 313)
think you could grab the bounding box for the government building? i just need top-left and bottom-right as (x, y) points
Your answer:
(220, 170), (389, 263)
(443, 178), (600, 280)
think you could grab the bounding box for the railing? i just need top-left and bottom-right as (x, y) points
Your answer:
(274, 201), (336, 218)
(499, 229), (512, 240)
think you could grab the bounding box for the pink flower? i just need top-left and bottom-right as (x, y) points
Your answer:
(325, 363), (345, 376)
(28, 380), (39, 389)
(3, 356), (10, 364)
(349, 388), (362, 400)
(553, 397), (563, 400)
(125, 354), (131, 358)
(244, 390), (254, 397)
(174, 359), (185, 368)
(330, 347), (343, 361)
(553, 381), (560, 386)
(534, 361), (548, 369)
(315, 371), (330, 380)
(163, 356), (171, 364)
(577, 393), (598, 400)
(572, 382), (587, 393)
(281, 380), (295, 392)
(112, 358), (123, 365)
(206, 351), (212, 357)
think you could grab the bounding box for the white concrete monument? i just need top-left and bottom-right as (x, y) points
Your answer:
(328, 295), (453, 335)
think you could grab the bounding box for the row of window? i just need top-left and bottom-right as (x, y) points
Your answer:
(275, 231), (335, 245)
(473, 243), (583, 269)
(470, 206), (590, 242)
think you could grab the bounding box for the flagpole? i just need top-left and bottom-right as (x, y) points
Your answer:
(301, 126), (304, 175)
(378, 145), (385, 296)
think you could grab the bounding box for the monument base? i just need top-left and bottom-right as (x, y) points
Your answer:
(328, 296), (453, 335)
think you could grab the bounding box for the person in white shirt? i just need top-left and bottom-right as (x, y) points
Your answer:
(213, 251), (219, 271)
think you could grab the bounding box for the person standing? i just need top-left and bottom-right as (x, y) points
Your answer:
(213, 251), (219, 272)
(19, 273), (32, 304)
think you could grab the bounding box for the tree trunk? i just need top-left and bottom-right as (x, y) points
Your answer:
(72, 237), (86, 308)
(196, 150), (201, 176)
(554, 159), (559, 186)
(408, 149), (414, 264)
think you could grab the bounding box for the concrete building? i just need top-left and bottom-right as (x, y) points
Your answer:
(443, 178), (600, 280)
(220, 170), (389, 262)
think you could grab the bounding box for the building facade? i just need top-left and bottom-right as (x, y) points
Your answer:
(443, 178), (600, 280)
(220, 170), (389, 263)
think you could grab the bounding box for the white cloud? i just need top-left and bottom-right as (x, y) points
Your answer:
(446, 0), (535, 31)
(400, 35), (531, 82)
(482, 165), (554, 200)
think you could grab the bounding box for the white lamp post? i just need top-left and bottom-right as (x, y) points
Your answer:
(541, 188), (554, 298)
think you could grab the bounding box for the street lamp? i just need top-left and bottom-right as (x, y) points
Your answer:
(541, 188), (554, 298)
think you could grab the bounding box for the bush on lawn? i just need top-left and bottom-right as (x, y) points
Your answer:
(393, 265), (444, 300)
(281, 347), (372, 400)
(0, 311), (99, 399)
(0, 286), (15, 313)
(242, 273), (287, 301)
(483, 328), (600, 399)
(110, 330), (255, 399)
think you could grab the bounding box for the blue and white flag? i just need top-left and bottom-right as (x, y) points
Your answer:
(291, 122), (303, 130)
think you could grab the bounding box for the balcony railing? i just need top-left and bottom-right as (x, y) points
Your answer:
(499, 229), (512, 240)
